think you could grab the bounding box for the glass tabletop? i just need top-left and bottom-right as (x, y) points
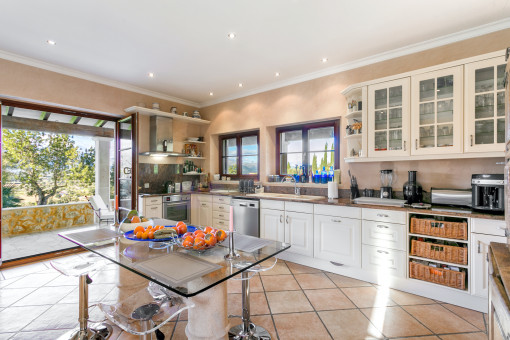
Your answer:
(58, 227), (290, 298)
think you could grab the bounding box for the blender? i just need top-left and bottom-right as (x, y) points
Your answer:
(380, 169), (394, 199)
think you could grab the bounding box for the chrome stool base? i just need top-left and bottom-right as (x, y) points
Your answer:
(229, 323), (271, 340)
(57, 323), (113, 340)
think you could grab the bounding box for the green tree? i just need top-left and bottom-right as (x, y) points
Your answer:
(312, 154), (318, 174)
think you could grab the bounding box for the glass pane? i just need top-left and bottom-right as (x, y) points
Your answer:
(388, 86), (402, 107)
(280, 153), (302, 175)
(280, 130), (302, 153)
(374, 131), (387, 151)
(375, 110), (387, 130)
(388, 129), (402, 150)
(223, 138), (237, 156)
(419, 103), (435, 125)
(497, 91), (505, 116)
(437, 75), (453, 99)
(241, 156), (258, 175)
(223, 157), (237, 174)
(437, 124), (453, 147)
(388, 108), (402, 128)
(475, 93), (494, 119)
(419, 126), (435, 148)
(497, 64), (505, 90)
(241, 135), (258, 155)
(419, 79), (435, 102)
(309, 127), (334, 152)
(498, 118), (505, 143)
(374, 89), (387, 110)
(437, 100), (453, 123)
(309, 151), (334, 174)
(475, 120), (494, 145)
(475, 66), (494, 93)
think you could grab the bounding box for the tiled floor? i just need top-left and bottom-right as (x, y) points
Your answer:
(0, 254), (488, 339)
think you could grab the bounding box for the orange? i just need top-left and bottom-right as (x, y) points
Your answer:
(131, 216), (141, 223)
(176, 221), (186, 229)
(177, 224), (187, 235)
(135, 231), (143, 239)
(193, 237), (206, 250)
(204, 226), (213, 234)
(193, 230), (205, 238)
(142, 231), (149, 240)
(182, 235), (194, 248)
(204, 233), (217, 247)
(216, 230), (227, 242)
(134, 226), (145, 234)
(146, 226), (153, 231)
(148, 231), (155, 239)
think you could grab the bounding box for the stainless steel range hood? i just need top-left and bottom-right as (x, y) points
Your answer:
(139, 116), (187, 157)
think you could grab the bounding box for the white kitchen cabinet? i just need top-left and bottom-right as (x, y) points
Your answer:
(343, 86), (368, 160)
(191, 194), (212, 226)
(260, 208), (284, 242)
(198, 201), (212, 227)
(411, 66), (463, 155)
(362, 244), (406, 278)
(285, 211), (314, 257)
(212, 195), (230, 229)
(138, 195), (162, 219)
(368, 78), (411, 157)
(314, 214), (361, 267)
(464, 56), (506, 153)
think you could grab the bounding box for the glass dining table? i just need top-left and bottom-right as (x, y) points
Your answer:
(58, 226), (290, 340)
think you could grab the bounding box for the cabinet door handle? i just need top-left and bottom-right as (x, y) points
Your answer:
(286, 215), (289, 224)
(201, 203), (207, 207)
(376, 224), (389, 229)
(330, 261), (344, 266)
(404, 140), (406, 151)
(218, 214), (224, 218)
(377, 250), (389, 254)
(477, 240), (481, 253)
(376, 213), (389, 218)
(415, 139), (418, 150)
(331, 219), (342, 223)
(280, 215), (283, 223)
(470, 134), (473, 147)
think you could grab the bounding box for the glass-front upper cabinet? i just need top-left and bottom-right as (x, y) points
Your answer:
(464, 56), (506, 153)
(368, 78), (410, 157)
(410, 66), (463, 155)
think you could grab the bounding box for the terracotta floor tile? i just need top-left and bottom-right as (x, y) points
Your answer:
(259, 260), (291, 276)
(341, 286), (397, 308)
(250, 315), (278, 339)
(403, 304), (478, 334)
(227, 275), (264, 293)
(170, 321), (187, 340)
(266, 291), (313, 314)
(319, 309), (383, 339)
(391, 337), (440, 340)
(13, 286), (75, 306)
(22, 303), (79, 331)
(228, 292), (270, 316)
(9, 329), (71, 340)
(383, 288), (436, 306)
(273, 312), (331, 340)
(0, 305), (51, 332)
(361, 306), (433, 338)
(0, 287), (37, 308)
(261, 274), (300, 291)
(304, 288), (356, 310)
(439, 333), (488, 340)
(294, 273), (336, 289)
(442, 303), (487, 331)
(325, 272), (372, 288)
(286, 261), (323, 274)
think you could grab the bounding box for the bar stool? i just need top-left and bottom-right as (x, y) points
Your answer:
(229, 257), (278, 340)
(51, 253), (113, 340)
(98, 281), (194, 340)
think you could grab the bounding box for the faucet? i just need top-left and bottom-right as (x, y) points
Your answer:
(281, 175), (301, 196)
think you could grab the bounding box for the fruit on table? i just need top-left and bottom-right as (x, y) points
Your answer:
(182, 236), (194, 248)
(204, 226), (213, 234)
(216, 230), (227, 242)
(193, 237), (206, 250)
(134, 226), (145, 234)
(127, 210), (139, 219)
(204, 233), (217, 247)
(182, 232), (193, 239)
(136, 231), (143, 239)
(131, 216), (141, 223)
(194, 230), (205, 238)
(142, 231), (149, 240)
(148, 230), (155, 239)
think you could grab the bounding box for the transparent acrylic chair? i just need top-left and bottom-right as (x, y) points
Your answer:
(51, 253), (113, 340)
(229, 257), (278, 340)
(98, 281), (194, 340)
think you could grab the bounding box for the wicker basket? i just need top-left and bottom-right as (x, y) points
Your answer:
(409, 261), (466, 290)
(410, 217), (468, 240)
(410, 239), (468, 265)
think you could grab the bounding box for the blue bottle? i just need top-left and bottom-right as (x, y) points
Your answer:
(314, 170), (320, 184)
(328, 166), (334, 182)
(321, 167), (327, 184)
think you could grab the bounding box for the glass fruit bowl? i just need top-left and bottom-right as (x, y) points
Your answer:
(176, 227), (229, 252)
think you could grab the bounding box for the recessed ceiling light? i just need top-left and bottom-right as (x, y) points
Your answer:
(275, 72), (280, 77)
(238, 83), (243, 88)
(47, 40), (56, 46)
(227, 32), (236, 39)
(322, 58), (328, 63)
(209, 92), (214, 96)
(148, 72), (154, 78)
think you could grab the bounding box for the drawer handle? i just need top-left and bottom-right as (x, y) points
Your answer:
(280, 215), (283, 223)
(219, 214), (224, 218)
(376, 214), (389, 218)
(150, 206), (158, 210)
(219, 206), (224, 210)
(331, 219), (342, 223)
(403, 140), (406, 151)
(330, 261), (344, 266)
(377, 250), (389, 254)
(376, 225), (389, 229)
(286, 215), (289, 224)
(202, 203), (207, 207)
(415, 138), (418, 150)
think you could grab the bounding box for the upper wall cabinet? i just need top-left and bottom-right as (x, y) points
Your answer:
(368, 78), (410, 157)
(411, 66), (463, 155)
(464, 56), (506, 153)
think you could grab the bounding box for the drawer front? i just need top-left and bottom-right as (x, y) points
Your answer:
(362, 220), (406, 251)
(196, 195), (213, 203)
(213, 195), (231, 205)
(260, 199), (285, 210)
(144, 204), (162, 219)
(285, 201), (313, 214)
(145, 197), (162, 205)
(471, 218), (505, 236)
(213, 210), (229, 220)
(362, 208), (406, 224)
(362, 244), (406, 278)
(213, 218), (229, 230)
(213, 203), (230, 212)
(314, 204), (361, 219)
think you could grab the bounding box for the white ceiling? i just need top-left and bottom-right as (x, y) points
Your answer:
(1, 0), (510, 107)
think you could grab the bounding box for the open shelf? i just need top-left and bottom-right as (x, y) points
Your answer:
(125, 106), (210, 125)
(184, 157), (206, 160)
(345, 110), (362, 120)
(345, 133), (362, 139)
(183, 140), (206, 144)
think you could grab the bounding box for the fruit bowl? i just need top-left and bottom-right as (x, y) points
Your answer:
(176, 227), (228, 252)
(118, 211), (154, 233)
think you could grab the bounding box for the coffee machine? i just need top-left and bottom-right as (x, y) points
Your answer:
(472, 174), (504, 213)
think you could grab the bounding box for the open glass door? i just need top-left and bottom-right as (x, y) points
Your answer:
(116, 113), (138, 222)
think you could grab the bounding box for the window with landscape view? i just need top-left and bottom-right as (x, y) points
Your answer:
(219, 131), (259, 179)
(277, 121), (339, 176)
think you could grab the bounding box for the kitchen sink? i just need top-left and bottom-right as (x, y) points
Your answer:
(246, 193), (325, 201)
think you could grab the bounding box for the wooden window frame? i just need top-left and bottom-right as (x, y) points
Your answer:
(219, 130), (260, 180)
(276, 120), (340, 176)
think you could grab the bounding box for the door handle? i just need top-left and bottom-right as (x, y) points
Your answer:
(331, 219), (342, 223)
(404, 140), (406, 151)
(330, 261), (344, 266)
(415, 139), (418, 150)
(201, 203), (206, 207)
(376, 213), (389, 218)
(280, 215), (283, 223)
(239, 203), (247, 207)
(470, 135), (473, 147)
(478, 240), (481, 253)
(286, 215), (289, 224)
(377, 250), (389, 254)
(376, 225), (389, 229)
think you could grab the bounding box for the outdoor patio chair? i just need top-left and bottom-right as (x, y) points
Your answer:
(87, 195), (115, 225)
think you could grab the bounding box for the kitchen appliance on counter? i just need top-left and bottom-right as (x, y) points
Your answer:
(380, 169), (394, 199)
(163, 194), (190, 223)
(472, 174), (504, 213)
(238, 179), (255, 194)
(431, 188), (472, 207)
(175, 182), (181, 193)
(232, 198), (259, 237)
(182, 181), (192, 192)
(403, 171), (423, 204)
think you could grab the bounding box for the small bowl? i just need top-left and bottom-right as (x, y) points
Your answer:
(187, 137), (199, 142)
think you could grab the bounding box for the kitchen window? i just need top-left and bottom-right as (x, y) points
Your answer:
(276, 121), (339, 176)
(219, 131), (259, 179)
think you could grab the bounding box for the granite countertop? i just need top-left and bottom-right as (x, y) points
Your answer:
(139, 190), (504, 220)
(490, 242), (510, 302)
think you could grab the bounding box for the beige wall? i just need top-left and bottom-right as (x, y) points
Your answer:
(201, 29), (510, 190)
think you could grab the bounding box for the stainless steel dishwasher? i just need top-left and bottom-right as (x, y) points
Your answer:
(232, 198), (259, 237)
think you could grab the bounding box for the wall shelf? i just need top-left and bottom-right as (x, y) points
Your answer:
(125, 106), (210, 125)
